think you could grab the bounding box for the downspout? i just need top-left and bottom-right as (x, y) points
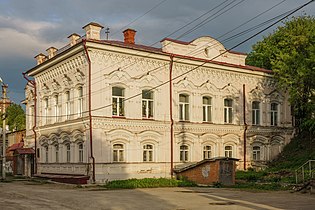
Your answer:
(82, 39), (96, 183)
(23, 73), (37, 174)
(169, 55), (174, 177)
(243, 84), (247, 170)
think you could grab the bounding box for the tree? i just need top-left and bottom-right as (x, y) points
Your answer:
(5, 103), (26, 131)
(246, 16), (315, 127)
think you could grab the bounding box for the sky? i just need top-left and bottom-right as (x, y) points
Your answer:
(0, 0), (314, 106)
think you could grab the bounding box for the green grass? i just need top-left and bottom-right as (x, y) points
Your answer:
(103, 178), (197, 189)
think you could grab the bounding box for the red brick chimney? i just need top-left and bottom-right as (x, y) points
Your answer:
(123, 29), (136, 44)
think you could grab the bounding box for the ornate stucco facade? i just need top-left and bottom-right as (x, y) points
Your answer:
(24, 22), (293, 183)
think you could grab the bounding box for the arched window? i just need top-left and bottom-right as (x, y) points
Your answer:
(113, 144), (124, 162)
(180, 145), (189, 162)
(65, 91), (71, 120)
(78, 143), (83, 163)
(271, 103), (278, 126)
(203, 145), (211, 159)
(55, 144), (59, 163)
(54, 95), (59, 122)
(112, 87), (125, 116)
(44, 98), (49, 125)
(224, 145), (233, 158)
(224, 99), (233, 123)
(66, 143), (71, 163)
(179, 94), (189, 121)
(77, 87), (83, 117)
(203, 96), (212, 122)
(143, 144), (153, 162)
(252, 101), (260, 125)
(253, 146), (261, 161)
(142, 90), (154, 119)
(44, 145), (49, 163)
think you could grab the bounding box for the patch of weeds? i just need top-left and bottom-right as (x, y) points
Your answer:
(103, 178), (196, 189)
(212, 182), (223, 188)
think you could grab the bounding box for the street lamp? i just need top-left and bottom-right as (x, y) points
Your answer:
(0, 77), (8, 180)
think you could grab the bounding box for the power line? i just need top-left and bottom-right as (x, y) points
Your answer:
(27, 0), (314, 119)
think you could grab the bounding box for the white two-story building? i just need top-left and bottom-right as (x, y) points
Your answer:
(24, 22), (293, 183)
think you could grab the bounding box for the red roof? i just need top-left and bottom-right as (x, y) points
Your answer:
(7, 142), (24, 152)
(15, 148), (35, 154)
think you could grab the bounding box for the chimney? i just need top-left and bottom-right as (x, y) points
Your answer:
(68, 33), (81, 46)
(34, 53), (47, 65)
(82, 22), (104, 40)
(46, 47), (58, 59)
(123, 29), (136, 44)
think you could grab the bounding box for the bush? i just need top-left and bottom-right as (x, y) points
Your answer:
(104, 178), (196, 189)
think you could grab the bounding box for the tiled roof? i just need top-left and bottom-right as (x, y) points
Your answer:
(7, 142), (24, 152)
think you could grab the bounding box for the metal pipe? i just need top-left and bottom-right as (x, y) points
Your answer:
(169, 55), (174, 177)
(1, 83), (8, 179)
(243, 84), (247, 170)
(23, 73), (37, 175)
(82, 39), (95, 183)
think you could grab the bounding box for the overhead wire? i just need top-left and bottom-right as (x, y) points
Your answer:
(27, 0), (315, 119)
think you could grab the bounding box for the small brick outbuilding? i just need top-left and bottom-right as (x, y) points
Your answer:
(174, 157), (239, 185)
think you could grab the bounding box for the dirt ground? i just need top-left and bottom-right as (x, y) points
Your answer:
(0, 180), (315, 210)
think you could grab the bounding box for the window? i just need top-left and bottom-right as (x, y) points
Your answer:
(180, 145), (189, 162)
(224, 99), (233, 123)
(66, 143), (71, 163)
(224, 145), (233, 158)
(78, 87), (83, 117)
(45, 146), (49, 163)
(65, 91), (71, 120)
(112, 87), (125, 116)
(203, 96), (212, 122)
(252, 101), (260, 125)
(78, 143), (83, 163)
(179, 94), (189, 121)
(54, 95), (59, 122)
(142, 90), (154, 118)
(203, 145), (211, 159)
(113, 144), (124, 162)
(44, 98), (49, 124)
(143, 144), (153, 162)
(253, 146), (261, 161)
(271, 103), (278, 126)
(55, 144), (59, 163)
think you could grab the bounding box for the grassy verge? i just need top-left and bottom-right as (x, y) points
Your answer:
(103, 178), (197, 189)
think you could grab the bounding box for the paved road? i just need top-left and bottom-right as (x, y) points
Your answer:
(0, 181), (314, 210)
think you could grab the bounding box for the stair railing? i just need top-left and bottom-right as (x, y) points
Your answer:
(295, 160), (315, 184)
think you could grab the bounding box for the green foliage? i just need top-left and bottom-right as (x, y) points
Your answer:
(104, 178), (197, 189)
(246, 16), (315, 125)
(5, 103), (26, 131)
(236, 170), (267, 182)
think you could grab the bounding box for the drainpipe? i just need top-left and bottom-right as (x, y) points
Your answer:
(82, 39), (95, 183)
(169, 55), (174, 177)
(23, 73), (37, 174)
(243, 84), (247, 170)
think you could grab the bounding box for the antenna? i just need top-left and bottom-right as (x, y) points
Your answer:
(105, 27), (110, 40)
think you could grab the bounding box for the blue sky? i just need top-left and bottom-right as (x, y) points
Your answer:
(0, 0), (314, 106)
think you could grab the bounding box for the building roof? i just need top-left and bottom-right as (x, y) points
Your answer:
(15, 148), (35, 154)
(174, 157), (240, 173)
(7, 142), (24, 152)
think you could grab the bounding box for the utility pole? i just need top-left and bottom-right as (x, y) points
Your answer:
(1, 83), (8, 179)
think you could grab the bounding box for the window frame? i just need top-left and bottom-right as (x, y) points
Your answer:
(270, 102), (279, 126)
(252, 146), (261, 161)
(78, 143), (83, 163)
(77, 87), (83, 117)
(66, 143), (71, 163)
(55, 144), (59, 163)
(143, 144), (154, 162)
(65, 91), (71, 120)
(203, 145), (212, 159)
(224, 145), (233, 158)
(224, 98), (233, 124)
(179, 94), (190, 121)
(112, 87), (125, 117)
(202, 96), (212, 123)
(180, 145), (189, 162)
(113, 143), (125, 162)
(142, 90), (154, 119)
(252, 101), (260, 125)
